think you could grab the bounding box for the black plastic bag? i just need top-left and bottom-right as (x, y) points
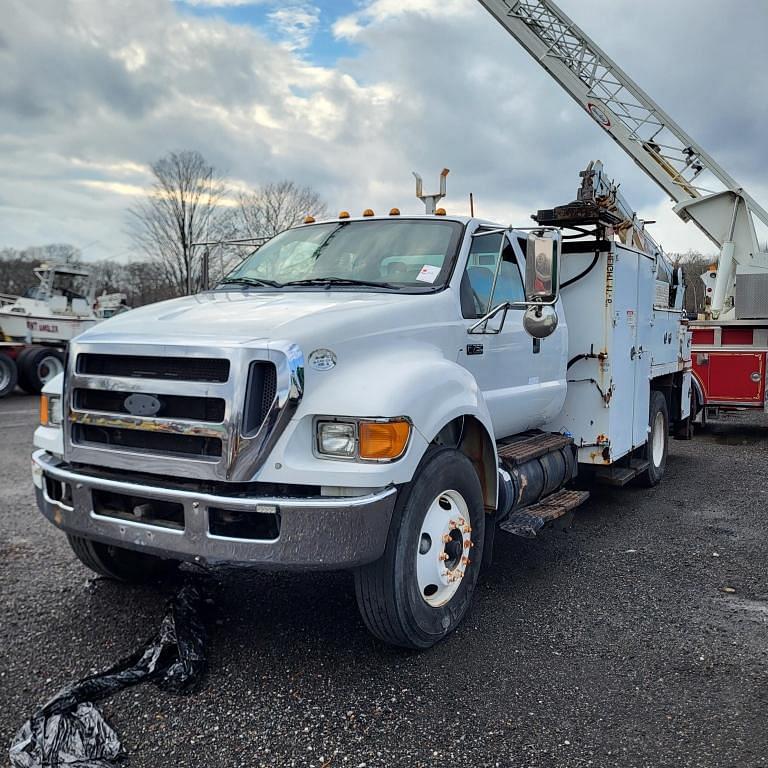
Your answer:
(10, 582), (207, 768)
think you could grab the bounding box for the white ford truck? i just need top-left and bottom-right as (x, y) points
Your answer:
(32, 166), (691, 648)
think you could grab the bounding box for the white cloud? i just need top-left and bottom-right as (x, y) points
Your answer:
(176, 0), (264, 6)
(333, 0), (467, 40)
(268, 4), (320, 51)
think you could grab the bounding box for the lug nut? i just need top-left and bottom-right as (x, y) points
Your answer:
(462, 556), (471, 566)
(439, 552), (449, 561)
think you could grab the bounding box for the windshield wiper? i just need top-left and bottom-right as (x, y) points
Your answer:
(280, 277), (401, 290)
(219, 276), (284, 288)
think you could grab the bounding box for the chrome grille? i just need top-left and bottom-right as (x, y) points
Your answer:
(64, 341), (303, 482)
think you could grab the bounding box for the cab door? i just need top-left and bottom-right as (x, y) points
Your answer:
(457, 230), (565, 439)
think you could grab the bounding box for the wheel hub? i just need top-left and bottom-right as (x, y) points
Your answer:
(651, 410), (665, 467)
(416, 490), (473, 607)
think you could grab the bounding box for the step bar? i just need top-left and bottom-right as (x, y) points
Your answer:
(499, 488), (590, 538)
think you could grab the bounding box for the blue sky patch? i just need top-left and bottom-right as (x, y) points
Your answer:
(174, 1), (361, 66)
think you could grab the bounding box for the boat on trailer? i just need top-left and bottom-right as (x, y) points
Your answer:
(0, 263), (126, 344)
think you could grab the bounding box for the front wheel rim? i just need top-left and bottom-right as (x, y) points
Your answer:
(651, 410), (665, 467)
(416, 489), (473, 607)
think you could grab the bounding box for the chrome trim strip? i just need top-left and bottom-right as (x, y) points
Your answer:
(70, 411), (227, 439)
(71, 376), (230, 398)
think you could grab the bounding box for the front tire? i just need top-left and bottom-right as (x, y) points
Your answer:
(67, 534), (178, 582)
(354, 448), (485, 649)
(638, 390), (669, 487)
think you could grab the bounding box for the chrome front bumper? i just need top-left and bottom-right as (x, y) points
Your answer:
(32, 450), (397, 569)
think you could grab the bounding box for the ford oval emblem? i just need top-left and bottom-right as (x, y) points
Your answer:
(124, 393), (162, 417)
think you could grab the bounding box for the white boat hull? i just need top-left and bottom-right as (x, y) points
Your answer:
(0, 311), (98, 344)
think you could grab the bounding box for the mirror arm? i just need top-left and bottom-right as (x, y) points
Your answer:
(468, 302), (510, 334)
(468, 297), (560, 335)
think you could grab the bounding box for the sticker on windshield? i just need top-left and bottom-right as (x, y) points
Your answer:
(416, 264), (441, 283)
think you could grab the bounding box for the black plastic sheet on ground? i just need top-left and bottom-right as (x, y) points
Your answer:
(9, 581), (207, 768)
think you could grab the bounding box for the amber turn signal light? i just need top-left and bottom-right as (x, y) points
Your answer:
(358, 419), (411, 460)
(39, 394), (49, 427)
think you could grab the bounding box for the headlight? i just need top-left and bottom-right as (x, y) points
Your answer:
(315, 418), (411, 461)
(317, 421), (356, 458)
(40, 394), (63, 427)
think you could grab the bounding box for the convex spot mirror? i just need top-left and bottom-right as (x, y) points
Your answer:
(525, 233), (559, 302)
(523, 304), (558, 338)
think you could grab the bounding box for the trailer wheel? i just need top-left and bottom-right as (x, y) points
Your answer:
(0, 353), (19, 398)
(66, 534), (178, 582)
(17, 346), (65, 394)
(354, 447), (485, 649)
(638, 391), (669, 487)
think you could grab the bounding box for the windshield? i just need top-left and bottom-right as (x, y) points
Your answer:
(220, 219), (464, 292)
(51, 272), (90, 300)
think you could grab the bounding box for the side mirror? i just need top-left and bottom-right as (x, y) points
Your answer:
(525, 233), (559, 302)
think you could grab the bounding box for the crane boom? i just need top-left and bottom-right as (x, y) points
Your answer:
(477, 0), (768, 317)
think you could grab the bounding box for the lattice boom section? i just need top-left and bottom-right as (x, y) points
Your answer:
(499, 0), (728, 199)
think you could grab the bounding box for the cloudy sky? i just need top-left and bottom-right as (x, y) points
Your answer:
(2, 0), (767, 262)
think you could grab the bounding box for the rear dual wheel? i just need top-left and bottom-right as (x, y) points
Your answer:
(0, 354), (18, 398)
(17, 346), (64, 394)
(355, 448), (485, 649)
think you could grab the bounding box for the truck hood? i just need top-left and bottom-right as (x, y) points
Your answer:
(76, 289), (451, 349)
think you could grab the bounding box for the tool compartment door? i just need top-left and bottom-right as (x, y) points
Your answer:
(633, 251), (654, 446)
(607, 246), (643, 456)
(700, 351), (765, 403)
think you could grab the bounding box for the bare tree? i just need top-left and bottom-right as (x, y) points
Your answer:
(227, 180), (327, 241)
(207, 180), (326, 284)
(128, 150), (226, 295)
(669, 249), (712, 316)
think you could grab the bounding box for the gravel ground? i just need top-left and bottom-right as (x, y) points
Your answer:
(1, 392), (767, 767)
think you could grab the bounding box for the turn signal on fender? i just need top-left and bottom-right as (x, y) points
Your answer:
(358, 420), (411, 460)
(39, 393), (63, 427)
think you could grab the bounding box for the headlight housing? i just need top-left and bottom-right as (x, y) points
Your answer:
(315, 418), (411, 462)
(40, 394), (63, 427)
(317, 421), (356, 458)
